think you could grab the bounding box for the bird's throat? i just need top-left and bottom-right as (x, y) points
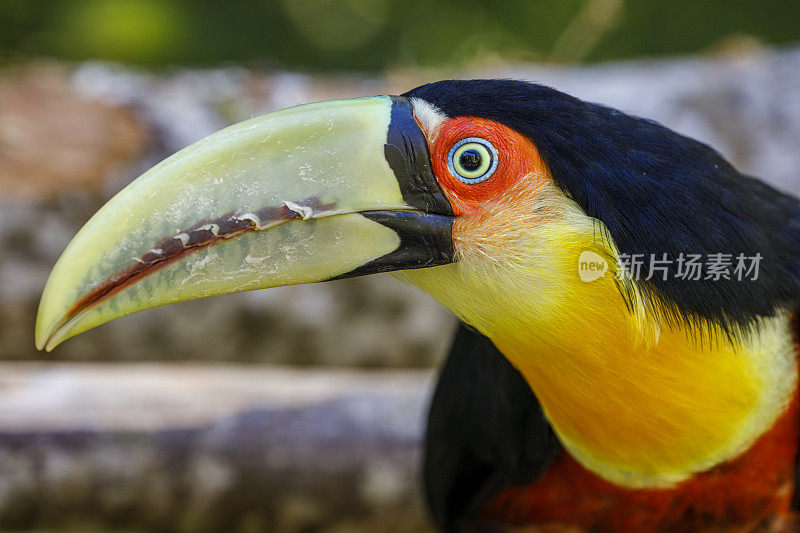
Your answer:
(402, 190), (798, 489)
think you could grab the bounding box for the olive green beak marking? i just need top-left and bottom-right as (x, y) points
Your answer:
(36, 96), (454, 351)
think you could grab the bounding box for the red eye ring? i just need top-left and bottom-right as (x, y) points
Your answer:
(427, 117), (546, 215)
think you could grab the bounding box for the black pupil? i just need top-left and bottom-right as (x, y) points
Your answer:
(459, 149), (483, 172)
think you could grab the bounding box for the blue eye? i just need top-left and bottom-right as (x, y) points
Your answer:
(447, 137), (498, 184)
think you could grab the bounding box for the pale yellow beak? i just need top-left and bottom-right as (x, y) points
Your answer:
(36, 96), (454, 351)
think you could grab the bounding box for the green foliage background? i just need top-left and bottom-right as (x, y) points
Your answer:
(2, 0), (800, 71)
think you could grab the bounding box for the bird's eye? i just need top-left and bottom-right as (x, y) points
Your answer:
(447, 137), (498, 184)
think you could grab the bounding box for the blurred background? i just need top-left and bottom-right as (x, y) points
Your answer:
(1, 1), (800, 531)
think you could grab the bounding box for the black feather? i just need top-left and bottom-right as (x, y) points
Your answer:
(424, 322), (560, 531)
(405, 79), (800, 335)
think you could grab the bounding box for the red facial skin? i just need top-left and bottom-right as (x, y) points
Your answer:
(426, 117), (548, 215)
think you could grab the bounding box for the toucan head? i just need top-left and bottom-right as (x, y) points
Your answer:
(36, 80), (800, 352)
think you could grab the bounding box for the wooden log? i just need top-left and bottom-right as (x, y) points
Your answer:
(0, 363), (435, 532)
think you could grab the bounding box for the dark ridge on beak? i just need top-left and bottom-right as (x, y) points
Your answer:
(386, 97), (453, 216)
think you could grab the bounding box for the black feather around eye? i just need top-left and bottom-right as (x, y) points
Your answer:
(405, 79), (800, 335)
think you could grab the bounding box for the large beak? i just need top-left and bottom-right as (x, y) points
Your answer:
(36, 96), (454, 351)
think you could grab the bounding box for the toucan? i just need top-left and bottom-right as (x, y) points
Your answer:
(35, 80), (800, 531)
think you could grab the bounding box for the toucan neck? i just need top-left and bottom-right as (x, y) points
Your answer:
(405, 256), (797, 489)
(402, 189), (798, 488)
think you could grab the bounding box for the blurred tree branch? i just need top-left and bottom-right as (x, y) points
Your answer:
(549, 0), (624, 64)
